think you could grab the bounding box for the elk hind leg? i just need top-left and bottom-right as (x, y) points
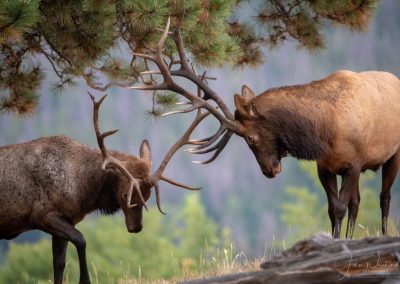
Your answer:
(346, 189), (360, 239)
(336, 168), (361, 239)
(381, 152), (400, 236)
(52, 236), (68, 284)
(317, 164), (338, 237)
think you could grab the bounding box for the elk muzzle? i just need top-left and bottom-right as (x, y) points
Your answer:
(261, 158), (282, 178)
(127, 223), (143, 233)
(124, 206), (143, 233)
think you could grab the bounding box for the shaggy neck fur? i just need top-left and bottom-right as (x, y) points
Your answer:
(94, 172), (121, 215)
(257, 107), (333, 160)
(252, 81), (338, 160)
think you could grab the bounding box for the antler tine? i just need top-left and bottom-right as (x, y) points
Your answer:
(187, 136), (213, 144)
(88, 92), (148, 211)
(152, 110), (210, 178)
(192, 131), (234, 164)
(158, 16), (170, 51)
(187, 131), (220, 144)
(140, 70), (162, 75)
(150, 110), (210, 214)
(153, 182), (165, 215)
(176, 101), (192, 105)
(160, 176), (201, 190)
(88, 92), (114, 164)
(187, 142), (220, 155)
(161, 103), (200, 117)
(187, 125), (227, 152)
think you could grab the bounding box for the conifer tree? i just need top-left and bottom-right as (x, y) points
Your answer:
(0, 0), (378, 114)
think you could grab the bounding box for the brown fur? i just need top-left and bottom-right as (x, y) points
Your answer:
(235, 70), (400, 238)
(0, 135), (152, 283)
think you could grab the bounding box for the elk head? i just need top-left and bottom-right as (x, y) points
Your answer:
(89, 93), (152, 232)
(89, 92), (198, 233)
(116, 140), (153, 233)
(234, 86), (283, 178)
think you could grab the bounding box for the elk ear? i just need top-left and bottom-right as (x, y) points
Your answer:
(140, 140), (152, 166)
(242, 85), (255, 100)
(234, 93), (254, 118)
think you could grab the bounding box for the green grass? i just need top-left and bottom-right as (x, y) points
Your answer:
(100, 247), (263, 284)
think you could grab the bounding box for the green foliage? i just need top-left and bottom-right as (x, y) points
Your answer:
(0, 195), (234, 283)
(119, 0), (170, 51)
(144, 91), (181, 119)
(281, 186), (329, 243)
(155, 92), (180, 110)
(236, 0), (379, 52)
(0, 239), (52, 283)
(175, 194), (219, 261)
(40, 0), (116, 65)
(0, 0), (42, 114)
(0, 0), (379, 114)
(308, 0), (378, 31)
(281, 161), (398, 246)
(0, 0), (40, 43)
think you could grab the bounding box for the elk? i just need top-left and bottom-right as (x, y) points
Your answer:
(0, 92), (200, 284)
(131, 18), (400, 239)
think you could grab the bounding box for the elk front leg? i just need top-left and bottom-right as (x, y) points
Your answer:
(381, 151), (400, 236)
(52, 236), (68, 284)
(40, 213), (90, 284)
(346, 189), (360, 239)
(336, 168), (360, 239)
(317, 164), (338, 236)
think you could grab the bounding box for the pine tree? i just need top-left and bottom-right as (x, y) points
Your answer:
(0, 0), (379, 114)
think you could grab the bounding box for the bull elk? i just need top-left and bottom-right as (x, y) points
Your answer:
(132, 18), (400, 239)
(0, 92), (200, 284)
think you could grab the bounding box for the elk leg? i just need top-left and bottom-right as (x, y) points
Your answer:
(317, 164), (338, 236)
(381, 152), (400, 236)
(40, 213), (90, 284)
(52, 236), (68, 284)
(337, 168), (360, 239)
(346, 189), (360, 239)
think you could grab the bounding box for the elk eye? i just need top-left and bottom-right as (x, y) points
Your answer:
(247, 135), (256, 145)
(122, 193), (128, 199)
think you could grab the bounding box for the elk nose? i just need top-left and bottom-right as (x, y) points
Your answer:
(273, 165), (282, 175)
(262, 169), (275, 178)
(128, 225), (143, 233)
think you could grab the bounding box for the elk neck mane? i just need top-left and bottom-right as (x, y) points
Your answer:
(93, 171), (121, 215)
(252, 80), (340, 160)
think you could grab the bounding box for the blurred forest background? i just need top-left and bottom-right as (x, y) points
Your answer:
(0, 0), (399, 282)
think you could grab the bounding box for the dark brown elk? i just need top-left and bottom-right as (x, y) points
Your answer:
(0, 93), (199, 284)
(132, 18), (400, 239)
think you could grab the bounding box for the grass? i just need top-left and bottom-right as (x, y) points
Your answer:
(8, 225), (400, 284)
(3, 213), (398, 284)
(72, 243), (268, 284)
(114, 250), (263, 284)
(84, 221), (400, 284)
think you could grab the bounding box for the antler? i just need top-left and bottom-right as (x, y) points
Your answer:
(88, 92), (148, 211)
(130, 17), (244, 164)
(150, 106), (211, 215)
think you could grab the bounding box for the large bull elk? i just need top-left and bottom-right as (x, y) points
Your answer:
(132, 18), (400, 239)
(0, 92), (200, 284)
